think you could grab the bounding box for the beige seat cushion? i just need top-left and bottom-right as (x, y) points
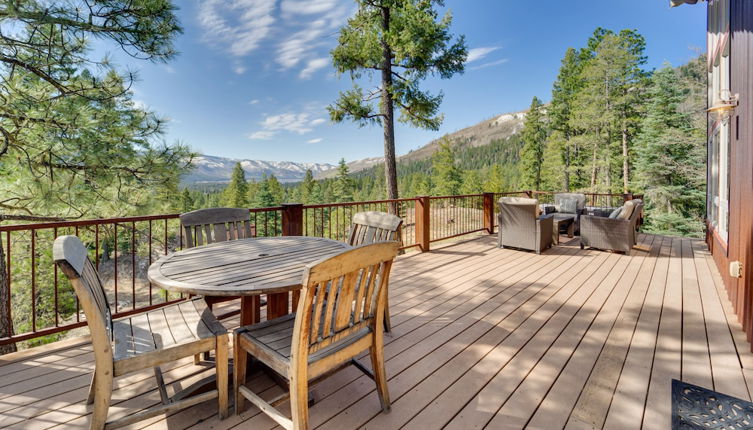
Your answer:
(617, 200), (636, 220)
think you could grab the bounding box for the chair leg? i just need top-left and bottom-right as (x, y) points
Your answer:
(370, 324), (391, 412)
(383, 298), (392, 333)
(216, 334), (229, 419)
(234, 333), (248, 414)
(90, 368), (113, 430)
(87, 373), (96, 405)
(289, 375), (309, 430)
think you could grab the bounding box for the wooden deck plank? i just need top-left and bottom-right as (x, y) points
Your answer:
(600, 237), (673, 430)
(1, 234), (752, 430)
(503, 235), (663, 430)
(641, 237), (684, 430)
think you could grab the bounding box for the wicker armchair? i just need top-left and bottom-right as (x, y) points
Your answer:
(498, 197), (554, 254)
(580, 200), (644, 253)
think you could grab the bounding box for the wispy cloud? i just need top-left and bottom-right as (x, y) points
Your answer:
(466, 46), (501, 63)
(469, 58), (509, 71)
(249, 99), (260, 105)
(197, 0), (276, 57)
(306, 138), (323, 144)
(299, 58), (330, 79)
(198, 0), (352, 79)
(249, 111), (327, 139)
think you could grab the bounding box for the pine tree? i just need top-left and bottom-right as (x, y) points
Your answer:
(633, 64), (705, 236)
(328, 0), (467, 200)
(254, 175), (276, 208)
(333, 158), (354, 202)
(549, 48), (584, 190)
(222, 163), (249, 208)
(460, 170), (483, 194)
(301, 170), (316, 203)
(431, 140), (462, 196)
(519, 97), (548, 190)
(180, 189), (194, 213)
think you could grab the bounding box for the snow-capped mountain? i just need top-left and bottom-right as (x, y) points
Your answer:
(183, 155), (335, 184)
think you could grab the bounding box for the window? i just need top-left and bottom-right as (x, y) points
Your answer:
(707, 0), (731, 244)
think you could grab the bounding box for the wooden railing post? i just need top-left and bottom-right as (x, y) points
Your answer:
(281, 203), (304, 237)
(270, 203), (304, 318)
(622, 192), (633, 204)
(416, 196), (431, 252)
(483, 193), (495, 235)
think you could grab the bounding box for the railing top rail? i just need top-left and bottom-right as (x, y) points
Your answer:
(302, 198), (416, 209)
(0, 207), (285, 232)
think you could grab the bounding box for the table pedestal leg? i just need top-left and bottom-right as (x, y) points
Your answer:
(567, 221), (575, 238)
(267, 292), (289, 320)
(240, 296), (260, 327)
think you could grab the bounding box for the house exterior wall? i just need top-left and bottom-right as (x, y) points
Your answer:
(707, 0), (753, 345)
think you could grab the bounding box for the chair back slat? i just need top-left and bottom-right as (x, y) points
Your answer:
(53, 236), (114, 361)
(348, 212), (403, 246)
(180, 208), (253, 248)
(294, 242), (399, 357)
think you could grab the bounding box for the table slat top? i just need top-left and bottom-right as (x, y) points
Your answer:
(147, 237), (349, 296)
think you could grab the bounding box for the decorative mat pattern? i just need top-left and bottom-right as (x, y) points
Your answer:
(672, 379), (753, 429)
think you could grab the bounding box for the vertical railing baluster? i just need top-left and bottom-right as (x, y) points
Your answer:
(131, 221), (136, 310)
(114, 223), (118, 312)
(148, 220), (153, 306)
(54, 227), (59, 326)
(5, 232), (11, 338)
(30, 229), (35, 332)
(164, 218), (168, 302)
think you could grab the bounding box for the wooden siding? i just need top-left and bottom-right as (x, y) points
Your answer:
(0, 234), (751, 429)
(708, 0), (753, 346)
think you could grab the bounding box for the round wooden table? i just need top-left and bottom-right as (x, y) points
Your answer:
(148, 236), (350, 326)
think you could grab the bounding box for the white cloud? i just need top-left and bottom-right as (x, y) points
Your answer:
(197, 0), (276, 57)
(299, 58), (330, 79)
(466, 46), (501, 63)
(249, 99), (260, 105)
(249, 111), (327, 140)
(306, 138), (323, 144)
(280, 0), (340, 16)
(234, 66), (247, 75)
(469, 58), (509, 71)
(248, 130), (275, 140)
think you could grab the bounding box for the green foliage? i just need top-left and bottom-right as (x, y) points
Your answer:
(222, 163), (249, 208)
(328, 0), (467, 198)
(0, 0), (188, 220)
(431, 140), (463, 196)
(519, 97), (548, 189)
(632, 63), (705, 236)
(333, 158), (354, 202)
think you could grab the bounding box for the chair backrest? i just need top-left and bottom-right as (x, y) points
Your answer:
(499, 197), (539, 222)
(53, 236), (113, 363)
(292, 242), (399, 361)
(347, 211), (403, 246)
(554, 193), (586, 212)
(180, 208), (253, 248)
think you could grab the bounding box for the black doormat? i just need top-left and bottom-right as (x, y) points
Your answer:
(672, 379), (753, 429)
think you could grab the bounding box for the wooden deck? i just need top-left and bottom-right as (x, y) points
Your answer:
(1, 233), (752, 429)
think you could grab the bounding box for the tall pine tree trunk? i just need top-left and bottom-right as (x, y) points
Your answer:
(380, 6), (399, 207)
(590, 130), (599, 191)
(564, 132), (571, 191)
(0, 244), (16, 354)
(622, 124), (629, 193)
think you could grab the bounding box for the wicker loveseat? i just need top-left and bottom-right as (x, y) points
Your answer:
(498, 197), (554, 254)
(579, 199), (644, 253)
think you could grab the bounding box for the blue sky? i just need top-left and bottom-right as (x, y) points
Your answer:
(115, 0), (705, 164)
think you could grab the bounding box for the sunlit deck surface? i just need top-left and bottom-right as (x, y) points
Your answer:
(2, 233), (752, 429)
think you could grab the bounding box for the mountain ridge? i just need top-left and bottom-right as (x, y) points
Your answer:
(181, 108), (527, 185)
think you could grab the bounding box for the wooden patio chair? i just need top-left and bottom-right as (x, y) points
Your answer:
(234, 241), (399, 430)
(347, 211), (403, 332)
(180, 207), (254, 248)
(53, 235), (229, 430)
